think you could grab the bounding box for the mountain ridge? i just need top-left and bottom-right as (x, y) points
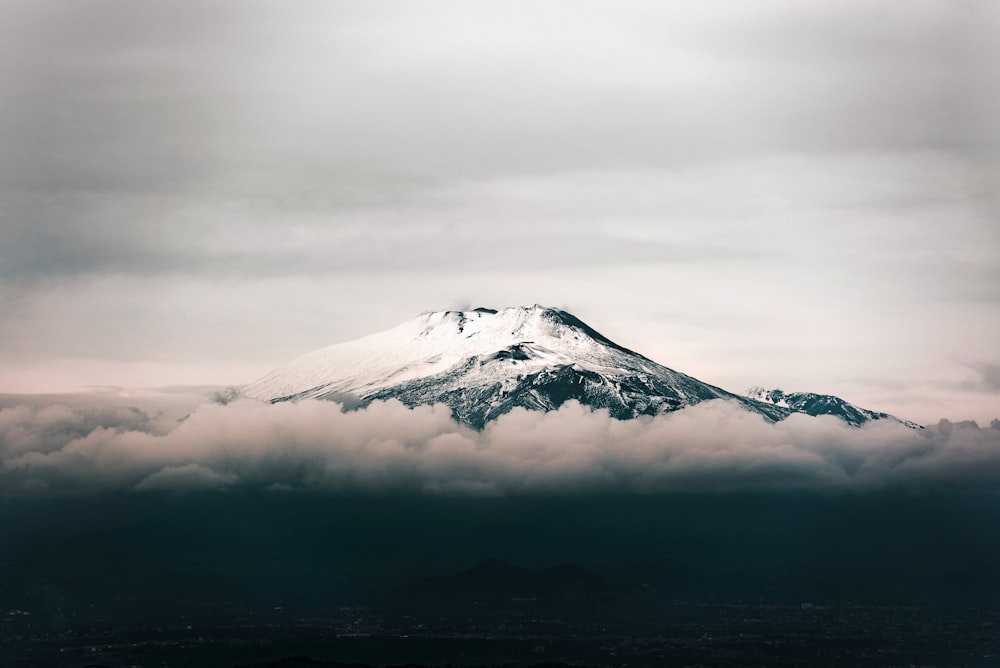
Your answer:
(745, 386), (922, 429)
(244, 305), (917, 429)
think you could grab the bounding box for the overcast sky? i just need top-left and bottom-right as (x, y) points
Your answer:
(1, 1), (997, 424)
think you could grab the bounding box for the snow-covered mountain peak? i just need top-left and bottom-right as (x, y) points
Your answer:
(243, 306), (917, 429)
(745, 386), (790, 408)
(242, 305), (642, 407)
(410, 305), (582, 343)
(382, 305), (625, 365)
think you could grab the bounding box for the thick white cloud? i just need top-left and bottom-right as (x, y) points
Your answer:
(1, 396), (998, 496)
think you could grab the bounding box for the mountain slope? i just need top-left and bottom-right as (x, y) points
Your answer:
(243, 305), (913, 429)
(415, 558), (622, 601)
(391, 558), (635, 620)
(745, 387), (922, 429)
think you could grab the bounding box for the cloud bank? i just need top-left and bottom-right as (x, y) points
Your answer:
(2, 396), (999, 497)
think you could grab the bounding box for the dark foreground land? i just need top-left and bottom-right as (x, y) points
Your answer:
(2, 492), (999, 667)
(5, 599), (999, 667)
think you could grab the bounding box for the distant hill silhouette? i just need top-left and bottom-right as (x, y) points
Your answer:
(387, 558), (636, 618)
(237, 660), (593, 668)
(423, 558), (619, 598)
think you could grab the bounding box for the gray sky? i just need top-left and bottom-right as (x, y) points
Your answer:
(1, 0), (998, 423)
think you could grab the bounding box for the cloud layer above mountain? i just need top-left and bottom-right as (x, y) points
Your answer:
(2, 395), (998, 497)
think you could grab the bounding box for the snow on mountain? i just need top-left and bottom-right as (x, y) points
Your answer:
(745, 387), (922, 429)
(244, 305), (915, 429)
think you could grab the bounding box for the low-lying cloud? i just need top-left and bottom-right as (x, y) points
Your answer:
(1, 396), (999, 497)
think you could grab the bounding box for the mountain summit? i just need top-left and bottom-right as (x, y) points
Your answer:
(244, 305), (914, 429)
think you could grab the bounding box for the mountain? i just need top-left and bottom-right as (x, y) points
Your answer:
(745, 387), (922, 429)
(395, 558), (632, 617)
(423, 558), (618, 599)
(243, 305), (915, 429)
